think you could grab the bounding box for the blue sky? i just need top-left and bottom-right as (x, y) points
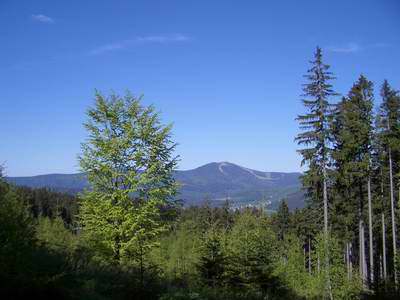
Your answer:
(1, 0), (399, 176)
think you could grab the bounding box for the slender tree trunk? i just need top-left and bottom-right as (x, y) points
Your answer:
(322, 165), (332, 300)
(381, 168), (387, 282)
(346, 243), (348, 279)
(389, 147), (397, 285)
(382, 213), (387, 280)
(308, 237), (312, 274)
(362, 225), (368, 285)
(346, 243), (350, 279)
(368, 177), (374, 284)
(350, 242), (353, 279)
(323, 167), (328, 235)
(358, 218), (364, 283)
(317, 253), (320, 274)
(360, 220), (363, 277)
(359, 181), (365, 284)
(360, 221), (367, 287)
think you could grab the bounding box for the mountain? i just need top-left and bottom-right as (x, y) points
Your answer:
(174, 162), (303, 209)
(7, 173), (89, 194)
(6, 162), (304, 210)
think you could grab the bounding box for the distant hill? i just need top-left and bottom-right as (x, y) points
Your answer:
(7, 173), (88, 194)
(7, 162), (304, 210)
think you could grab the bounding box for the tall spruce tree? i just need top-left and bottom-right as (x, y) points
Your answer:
(372, 112), (390, 284)
(331, 98), (357, 251)
(296, 47), (337, 299)
(275, 200), (290, 240)
(332, 75), (375, 285)
(377, 80), (400, 284)
(296, 47), (336, 235)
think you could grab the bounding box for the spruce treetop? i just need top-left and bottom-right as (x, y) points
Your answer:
(296, 47), (337, 168)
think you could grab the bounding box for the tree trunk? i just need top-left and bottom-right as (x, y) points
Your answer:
(350, 242), (353, 279)
(359, 221), (363, 277)
(323, 167), (328, 235)
(308, 237), (312, 274)
(389, 147), (397, 285)
(368, 177), (374, 284)
(362, 225), (367, 285)
(322, 166), (332, 300)
(380, 167), (387, 282)
(360, 221), (367, 287)
(382, 213), (387, 281)
(346, 243), (349, 279)
(346, 243), (350, 279)
(359, 181), (365, 285)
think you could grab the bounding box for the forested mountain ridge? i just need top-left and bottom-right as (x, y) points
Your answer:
(6, 162), (304, 209)
(7, 173), (88, 194)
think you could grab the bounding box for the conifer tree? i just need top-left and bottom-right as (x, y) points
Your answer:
(275, 199), (290, 240)
(372, 113), (390, 284)
(377, 80), (400, 284)
(197, 228), (226, 287)
(296, 47), (337, 298)
(332, 75), (374, 285)
(225, 212), (277, 293)
(0, 171), (38, 291)
(296, 47), (337, 235)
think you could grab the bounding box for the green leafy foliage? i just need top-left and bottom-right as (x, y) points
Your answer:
(78, 91), (178, 273)
(274, 234), (310, 297)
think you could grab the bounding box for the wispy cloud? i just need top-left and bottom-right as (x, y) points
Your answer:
(327, 42), (389, 54)
(89, 34), (190, 55)
(327, 42), (362, 53)
(31, 14), (54, 24)
(370, 42), (390, 49)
